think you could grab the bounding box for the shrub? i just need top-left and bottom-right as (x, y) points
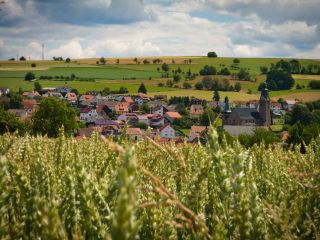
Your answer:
(309, 80), (320, 89)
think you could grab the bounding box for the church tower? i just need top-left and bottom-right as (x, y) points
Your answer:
(259, 82), (271, 126)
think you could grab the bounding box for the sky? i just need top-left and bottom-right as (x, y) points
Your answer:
(0, 0), (319, 60)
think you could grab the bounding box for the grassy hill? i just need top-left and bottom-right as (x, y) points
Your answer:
(0, 56), (319, 101)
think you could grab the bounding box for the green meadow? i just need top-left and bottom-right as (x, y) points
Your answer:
(0, 57), (319, 101)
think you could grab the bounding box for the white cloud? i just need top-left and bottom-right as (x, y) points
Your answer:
(0, 0), (319, 59)
(48, 39), (96, 59)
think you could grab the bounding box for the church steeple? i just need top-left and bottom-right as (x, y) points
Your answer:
(259, 82), (271, 126)
(224, 96), (231, 112)
(260, 81), (270, 101)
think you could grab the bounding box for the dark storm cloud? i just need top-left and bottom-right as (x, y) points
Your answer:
(0, 0), (154, 27)
(203, 0), (320, 25)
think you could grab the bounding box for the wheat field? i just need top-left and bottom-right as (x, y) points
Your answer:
(0, 128), (319, 239)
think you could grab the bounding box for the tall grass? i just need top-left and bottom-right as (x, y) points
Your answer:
(0, 128), (319, 239)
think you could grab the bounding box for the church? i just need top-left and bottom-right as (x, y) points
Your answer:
(222, 82), (271, 135)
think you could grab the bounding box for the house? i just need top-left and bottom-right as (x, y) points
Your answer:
(23, 99), (37, 116)
(223, 108), (261, 126)
(101, 125), (123, 137)
(79, 107), (98, 122)
(148, 100), (166, 108)
(135, 93), (150, 105)
(189, 105), (204, 119)
(95, 119), (122, 127)
(118, 113), (139, 125)
(121, 96), (134, 104)
(79, 95), (95, 106)
(85, 91), (100, 96)
(55, 86), (73, 96)
(165, 111), (182, 123)
(8, 109), (28, 119)
(149, 114), (164, 127)
(43, 92), (63, 99)
(138, 115), (150, 125)
(160, 124), (176, 139)
(154, 95), (167, 100)
(233, 101), (248, 108)
(129, 103), (140, 113)
(65, 92), (77, 104)
(270, 102), (282, 111)
(114, 103), (130, 114)
(152, 105), (167, 116)
(248, 100), (259, 109)
(0, 87), (10, 96)
(189, 126), (208, 142)
(207, 101), (225, 110)
(283, 100), (298, 111)
(22, 91), (41, 98)
(126, 127), (143, 141)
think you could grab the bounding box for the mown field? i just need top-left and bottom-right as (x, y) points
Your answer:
(0, 128), (319, 239)
(0, 57), (319, 101)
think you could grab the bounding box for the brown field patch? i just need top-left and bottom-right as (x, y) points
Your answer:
(0, 67), (50, 71)
(293, 74), (320, 80)
(75, 56), (200, 65)
(271, 92), (320, 102)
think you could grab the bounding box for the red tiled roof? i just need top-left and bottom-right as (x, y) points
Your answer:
(79, 107), (92, 113)
(159, 124), (171, 131)
(191, 126), (207, 133)
(122, 96), (134, 103)
(23, 99), (37, 109)
(165, 112), (182, 119)
(81, 95), (95, 101)
(127, 128), (142, 135)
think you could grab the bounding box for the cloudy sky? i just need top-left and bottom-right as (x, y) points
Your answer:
(0, 0), (319, 59)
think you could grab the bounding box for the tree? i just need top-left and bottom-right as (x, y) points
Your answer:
(218, 67), (231, 75)
(34, 82), (42, 92)
(32, 97), (78, 137)
(0, 109), (28, 135)
(65, 58), (71, 63)
(266, 69), (294, 90)
(116, 59), (120, 64)
(200, 108), (216, 126)
(207, 52), (218, 58)
(161, 63), (169, 72)
(238, 68), (250, 81)
(195, 82), (203, 90)
(138, 83), (147, 94)
(239, 128), (279, 148)
(309, 80), (320, 89)
(260, 66), (268, 74)
(99, 57), (106, 65)
(173, 74), (181, 83)
(199, 65), (217, 75)
(140, 103), (151, 114)
(19, 56), (26, 61)
(183, 82), (192, 89)
(234, 82), (242, 92)
(101, 87), (110, 96)
(119, 87), (129, 94)
(134, 58), (138, 64)
(0, 92), (23, 110)
(213, 88), (220, 102)
(25, 72), (35, 81)
(233, 58), (240, 64)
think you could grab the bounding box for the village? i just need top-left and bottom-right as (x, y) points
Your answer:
(0, 84), (297, 143)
